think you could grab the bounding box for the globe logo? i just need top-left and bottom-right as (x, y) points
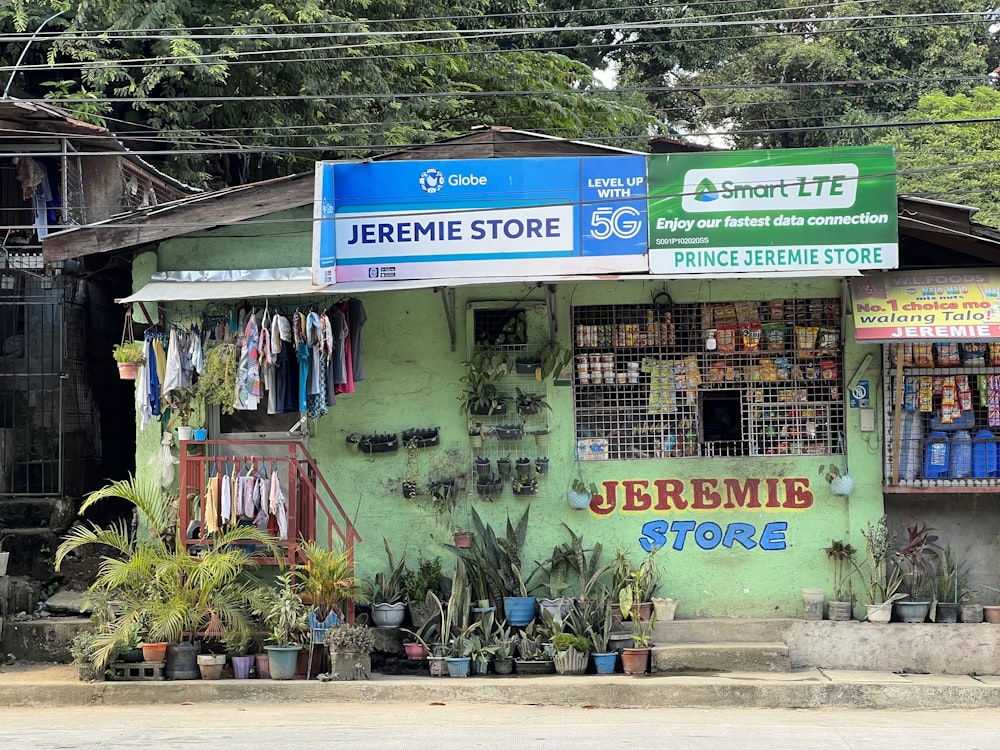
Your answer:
(419, 168), (445, 194)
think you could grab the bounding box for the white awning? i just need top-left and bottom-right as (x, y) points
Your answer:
(119, 268), (859, 304)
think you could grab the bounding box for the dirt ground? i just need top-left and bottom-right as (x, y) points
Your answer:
(0, 662), (77, 683)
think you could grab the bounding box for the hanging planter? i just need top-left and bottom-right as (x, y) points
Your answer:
(515, 457), (532, 480)
(567, 479), (597, 510)
(113, 342), (145, 381)
(496, 457), (512, 479)
(474, 457), (492, 480)
(401, 427), (440, 449)
(475, 477), (502, 499)
(359, 433), (399, 454)
(495, 424), (524, 441)
(534, 457), (548, 474)
(468, 429), (484, 450)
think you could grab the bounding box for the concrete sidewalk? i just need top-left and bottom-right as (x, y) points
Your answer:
(2, 662), (1000, 710)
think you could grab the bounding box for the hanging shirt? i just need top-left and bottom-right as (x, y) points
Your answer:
(205, 473), (220, 535)
(348, 299), (368, 381)
(136, 360), (152, 430)
(161, 328), (183, 396)
(235, 315), (261, 411)
(220, 463), (232, 525)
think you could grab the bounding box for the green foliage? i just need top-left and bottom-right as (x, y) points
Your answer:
(822, 539), (857, 602)
(459, 345), (510, 416)
(55, 475), (281, 669)
(295, 540), (365, 620)
(613, 547), (661, 616)
(324, 623), (376, 654)
(199, 343), (238, 415)
(400, 555), (442, 605)
(451, 506), (531, 602)
(851, 516), (904, 605)
(5, 1), (655, 187)
(365, 538), (407, 605)
(551, 632), (589, 654)
(880, 87), (1000, 227)
(112, 342), (145, 364)
(252, 572), (310, 647)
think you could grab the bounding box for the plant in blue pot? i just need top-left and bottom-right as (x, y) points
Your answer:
(295, 540), (365, 642)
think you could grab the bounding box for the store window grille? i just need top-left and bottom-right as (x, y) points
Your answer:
(571, 298), (845, 460)
(883, 343), (1000, 487)
(472, 307), (527, 352)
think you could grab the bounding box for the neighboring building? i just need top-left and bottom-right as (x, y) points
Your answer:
(0, 99), (191, 572)
(41, 128), (1000, 616)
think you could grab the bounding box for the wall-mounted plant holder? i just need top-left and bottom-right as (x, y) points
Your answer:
(402, 427), (440, 448)
(495, 425), (524, 441)
(515, 358), (541, 376)
(358, 433), (399, 454)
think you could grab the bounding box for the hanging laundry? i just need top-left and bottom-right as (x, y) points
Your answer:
(235, 314), (261, 410)
(136, 358), (152, 430)
(220, 460), (233, 525)
(162, 328), (184, 396)
(204, 467), (220, 535)
(348, 298), (368, 381)
(270, 464), (288, 541)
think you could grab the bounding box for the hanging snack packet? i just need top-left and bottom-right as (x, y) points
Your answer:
(940, 377), (957, 423)
(918, 376), (934, 412)
(716, 324), (738, 353)
(759, 359), (777, 381)
(903, 376), (919, 411)
(934, 343), (960, 367)
(889, 343), (913, 367)
(741, 322), (762, 351)
(913, 343), (934, 367)
(762, 322), (786, 351)
(817, 327), (839, 352)
(991, 343), (1000, 367)
(775, 357), (791, 380)
(769, 299), (784, 321)
(795, 326), (818, 358)
(961, 342), (987, 368)
(957, 375), (973, 412)
(988, 375), (1000, 427)
(820, 359), (837, 380)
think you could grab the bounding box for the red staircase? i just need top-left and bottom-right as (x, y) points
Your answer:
(177, 439), (361, 567)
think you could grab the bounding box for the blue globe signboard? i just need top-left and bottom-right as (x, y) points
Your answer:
(312, 155), (648, 284)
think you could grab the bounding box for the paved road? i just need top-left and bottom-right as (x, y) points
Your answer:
(3, 702), (999, 749)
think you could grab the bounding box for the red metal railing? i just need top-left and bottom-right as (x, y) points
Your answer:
(177, 439), (361, 568)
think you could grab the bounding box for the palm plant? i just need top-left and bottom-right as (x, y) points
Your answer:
(54, 474), (281, 671)
(295, 539), (365, 621)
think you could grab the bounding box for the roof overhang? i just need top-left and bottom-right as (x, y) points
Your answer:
(118, 267), (857, 304)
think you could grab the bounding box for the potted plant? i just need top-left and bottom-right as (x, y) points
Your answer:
(70, 631), (103, 682)
(491, 621), (517, 675)
(933, 547), (968, 624)
(551, 632), (590, 675)
(512, 474), (538, 497)
(819, 463), (855, 497)
(165, 383), (201, 440)
(513, 622), (554, 674)
(112, 341), (145, 380)
(621, 613), (656, 674)
(614, 547), (660, 623)
(850, 515), (905, 623)
(295, 539), (365, 640)
(536, 339), (571, 382)
(891, 522), (943, 623)
(515, 388), (550, 417)
(581, 593), (616, 674)
(459, 344), (510, 417)
(567, 478), (598, 510)
(401, 554), (443, 628)
(822, 539), (857, 620)
(253, 573), (310, 679)
(54, 475), (280, 675)
(324, 623), (375, 680)
(367, 539), (408, 627)
(222, 623), (256, 679)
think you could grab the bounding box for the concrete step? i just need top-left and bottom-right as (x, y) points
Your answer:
(651, 641), (791, 673)
(652, 617), (793, 645)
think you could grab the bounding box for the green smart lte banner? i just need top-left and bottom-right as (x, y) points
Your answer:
(647, 146), (898, 274)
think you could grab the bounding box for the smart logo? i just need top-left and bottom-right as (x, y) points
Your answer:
(419, 168), (445, 194)
(681, 163), (860, 213)
(694, 178), (720, 203)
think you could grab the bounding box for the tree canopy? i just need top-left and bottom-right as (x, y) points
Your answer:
(1, 0), (656, 187)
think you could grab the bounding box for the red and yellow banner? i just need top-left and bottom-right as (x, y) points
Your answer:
(851, 269), (1000, 341)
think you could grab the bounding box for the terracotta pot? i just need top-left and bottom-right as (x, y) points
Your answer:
(141, 642), (168, 663)
(117, 361), (139, 380)
(983, 605), (1000, 623)
(621, 647), (651, 675)
(404, 642), (428, 660)
(453, 531), (473, 549)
